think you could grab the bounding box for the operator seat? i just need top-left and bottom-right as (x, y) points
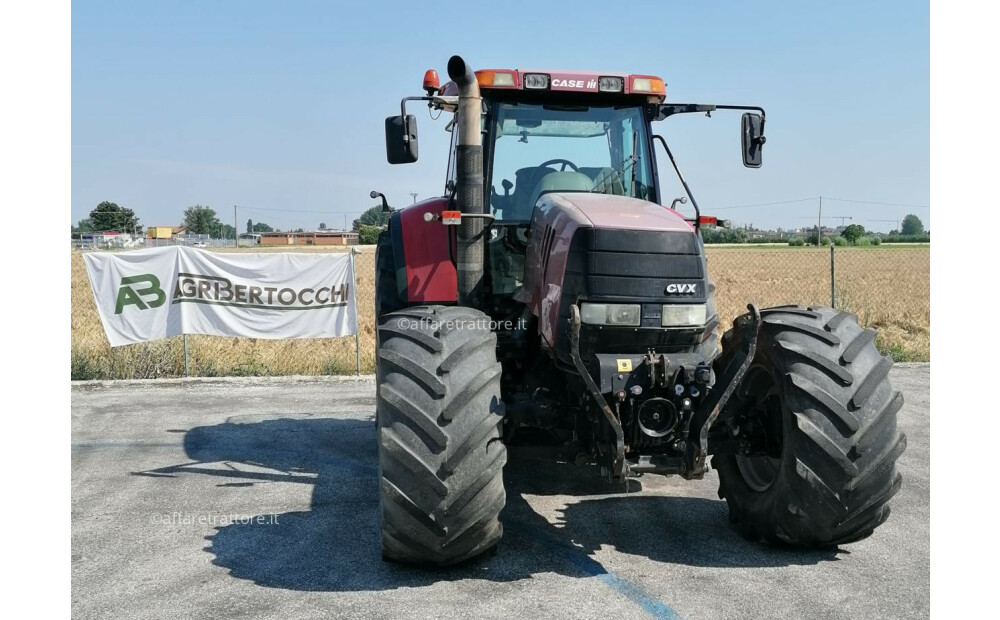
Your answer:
(579, 167), (626, 196)
(522, 171), (595, 218)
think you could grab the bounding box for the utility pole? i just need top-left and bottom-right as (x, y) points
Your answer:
(410, 192), (419, 204)
(816, 195), (823, 246)
(234, 205), (239, 248)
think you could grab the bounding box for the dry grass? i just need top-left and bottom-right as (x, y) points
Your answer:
(707, 246), (930, 361)
(71, 245), (929, 379)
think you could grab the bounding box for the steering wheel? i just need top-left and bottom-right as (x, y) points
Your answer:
(538, 158), (579, 172)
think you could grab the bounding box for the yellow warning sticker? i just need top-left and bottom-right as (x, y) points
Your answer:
(616, 359), (633, 372)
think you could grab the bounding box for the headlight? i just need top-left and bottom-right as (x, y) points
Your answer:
(661, 304), (707, 327)
(580, 303), (641, 327)
(598, 76), (624, 92)
(523, 73), (550, 90)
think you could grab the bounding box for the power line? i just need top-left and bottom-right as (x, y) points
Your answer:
(823, 197), (930, 209)
(238, 205), (364, 215)
(710, 196), (930, 212)
(712, 197), (817, 211)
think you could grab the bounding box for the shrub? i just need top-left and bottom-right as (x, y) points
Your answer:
(833, 237), (848, 247)
(821, 236), (832, 246)
(881, 234), (930, 243)
(856, 237), (872, 247)
(788, 237), (805, 247)
(358, 225), (382, 245)
(872, 236), (882, 245)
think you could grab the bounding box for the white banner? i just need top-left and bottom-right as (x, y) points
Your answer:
(83, 246), (357, 346)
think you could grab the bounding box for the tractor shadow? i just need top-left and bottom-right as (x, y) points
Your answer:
(134, 415), (839, 592)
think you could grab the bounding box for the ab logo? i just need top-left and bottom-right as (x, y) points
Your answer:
(115, 274), (166, 314)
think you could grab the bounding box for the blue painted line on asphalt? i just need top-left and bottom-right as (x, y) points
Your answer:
(520, 524), (681, 619)
(596, 572), (682, 619)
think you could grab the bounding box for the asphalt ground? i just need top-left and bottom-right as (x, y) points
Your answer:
(71, 365), (929, 619)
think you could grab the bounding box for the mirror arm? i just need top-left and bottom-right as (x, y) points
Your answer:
(653, 135), (701, 231)
(715, 105), (766, 143)
(398, 96), (436, 143)
(655, 103), (765, 122)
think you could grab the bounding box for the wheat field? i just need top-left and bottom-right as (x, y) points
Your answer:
(70, 245), (929, 379)
(706, 246), (930, 361)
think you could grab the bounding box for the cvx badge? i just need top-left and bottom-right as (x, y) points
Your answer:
(664, 283), (698, 295)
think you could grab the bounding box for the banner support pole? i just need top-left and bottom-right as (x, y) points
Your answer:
(351, 247), (361, 376)
(183, 334), (189, 376)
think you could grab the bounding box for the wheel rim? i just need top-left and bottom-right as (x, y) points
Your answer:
(733, 364), (783, 493)
(736, 454), (782, 492)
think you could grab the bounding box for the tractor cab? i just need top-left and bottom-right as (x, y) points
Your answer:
(436, 69), (668, 224)
(422, 69), (676, 304)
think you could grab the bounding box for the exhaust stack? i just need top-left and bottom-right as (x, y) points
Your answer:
(447, 55), (484, 306)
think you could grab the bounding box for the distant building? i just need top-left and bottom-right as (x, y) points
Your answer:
(147, 225), (190, 240)
(259, 231), (358, 246)
(238, 233), (261, 245)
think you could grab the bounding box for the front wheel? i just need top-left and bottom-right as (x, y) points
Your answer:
(376, 306), (506, 565)
(714, 305), (906, 546)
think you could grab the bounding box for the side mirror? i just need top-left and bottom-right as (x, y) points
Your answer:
(741, 113), (765, 168)
(385, 115), (418, 164)
(370, 190), (391, 212)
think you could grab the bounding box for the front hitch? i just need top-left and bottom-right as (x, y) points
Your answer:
(684, 304), (761, 478)
(569, 305), (626, 481)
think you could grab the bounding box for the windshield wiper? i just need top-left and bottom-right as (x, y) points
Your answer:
(592, 131), (639, 194)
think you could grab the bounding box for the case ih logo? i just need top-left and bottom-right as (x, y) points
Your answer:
(664, 283), (698, 295)
(552, 78), (597, 89)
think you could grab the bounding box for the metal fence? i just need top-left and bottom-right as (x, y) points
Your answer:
(70, 244), (930, 380)
(71, 236), (240, 251)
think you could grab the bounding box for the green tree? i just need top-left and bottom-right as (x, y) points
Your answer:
(700, 227), (747, 244)
(358, 224), (382, 245)
(183, 205), (223, 236)
(89, 201), (141, 233)
(840, 224), (866, 244)
(901, 214), (924, 236)
(352, 205), (390, 231)
(252, 222), (274, 233)
(73, 218), (94, 233)
(219, 224), (237, 239)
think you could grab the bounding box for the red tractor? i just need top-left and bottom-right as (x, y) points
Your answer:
(375, 56), (905, 566)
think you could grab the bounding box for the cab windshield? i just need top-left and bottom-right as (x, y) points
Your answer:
(487, 102), (653, 221)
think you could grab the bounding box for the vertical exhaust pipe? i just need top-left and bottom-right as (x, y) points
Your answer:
(447, 55), (484, 306)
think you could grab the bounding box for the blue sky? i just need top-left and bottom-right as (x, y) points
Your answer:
(72, 0), (929, 233)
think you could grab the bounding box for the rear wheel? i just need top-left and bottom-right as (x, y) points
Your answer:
(377, 306), (506, 565)
(714, 305), (906, 546)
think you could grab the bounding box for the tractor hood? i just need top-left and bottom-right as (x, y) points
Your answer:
(519, 192), (705, 352)
(541, 192), (694, 232)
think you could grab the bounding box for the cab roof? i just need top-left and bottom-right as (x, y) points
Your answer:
(436, 68), (666, 102)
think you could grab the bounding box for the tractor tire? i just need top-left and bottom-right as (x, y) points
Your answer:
(376, 305), (506, 565)
(375, 230), (403, 320)
(713, 305), (906, 546)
